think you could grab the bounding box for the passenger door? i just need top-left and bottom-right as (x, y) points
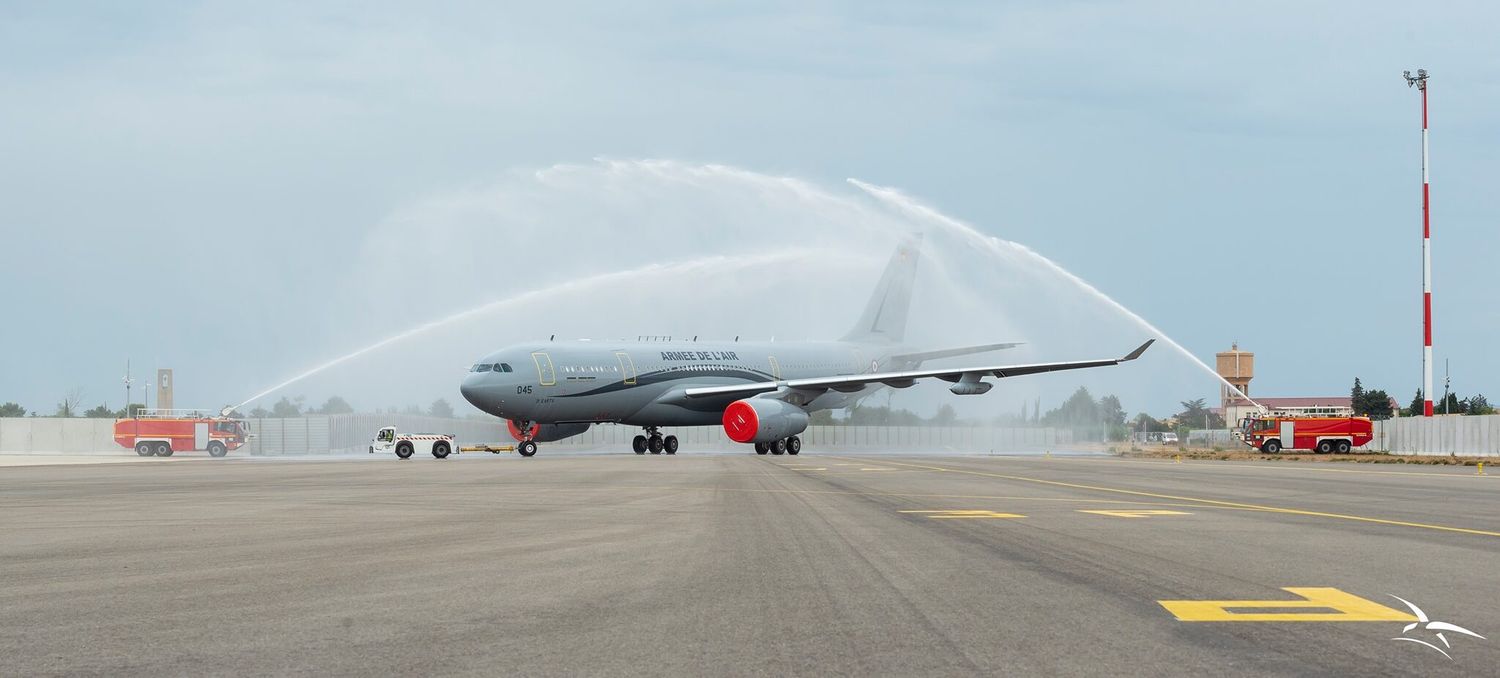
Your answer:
(616, 351), (637, 385)
(532, 352), (557, 386)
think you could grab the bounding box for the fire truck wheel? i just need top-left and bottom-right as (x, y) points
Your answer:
(518, 441), (538, 457)
(1261, 440), (1281, 454)
(155, 442), (174, 457)
(1315, 440), (1333, 454)
(207, 441), (227, 457)
(432, 441), (451, 459)
(1334, 440), (1352, 454)
(136, 442), (154, 456)
(395, 442), (414, 459)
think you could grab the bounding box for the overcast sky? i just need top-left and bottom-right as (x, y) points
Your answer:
(2, 1), (1496, 418)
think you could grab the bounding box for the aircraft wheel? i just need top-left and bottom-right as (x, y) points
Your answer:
(786, 436), (801, 455)
(155, 442), (174, 457)
(648, 435), (664, 454)
(395, 442), (414, 459)
(432, 441), (450, 459)
(1315, 440), (1333, 454)
(1261, 440), (1281, 454)
(770, 439), (786, 455)
(136, 442), (154, 456)
(754, 442), (768, 455)
(207, 441), (227, 457)
(664, 435), (679, 455)
(1334, 440), (1352, 454)
(518, 441), (538, 457)
(632, 435), (648, 454)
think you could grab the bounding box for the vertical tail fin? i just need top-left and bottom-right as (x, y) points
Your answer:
(842, 236), (921, 343)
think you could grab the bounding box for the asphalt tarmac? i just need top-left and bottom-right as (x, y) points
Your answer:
(4, 451), (1499, 676)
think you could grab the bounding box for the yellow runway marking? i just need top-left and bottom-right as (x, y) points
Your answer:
(1079, 509), (1191, 518)
(1159, 587), (1417, 622)
(840, 457), (1500, 539)
(860, 467), (897, 472)
(990, 454), (1497, 480)
(900, 510), (1025, 519)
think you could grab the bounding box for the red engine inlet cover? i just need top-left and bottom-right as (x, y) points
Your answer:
(722, 400), (760, 443)
(508, 420), (540, 441)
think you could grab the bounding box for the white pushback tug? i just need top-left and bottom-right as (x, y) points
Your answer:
(369, 427), (514, 459)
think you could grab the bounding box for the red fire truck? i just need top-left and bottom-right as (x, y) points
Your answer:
(1237, 413), (1373, 454)
(114, 409), (251, 457)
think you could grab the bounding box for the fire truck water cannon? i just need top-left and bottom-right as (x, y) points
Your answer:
(1237, 412), (1373, 455)
(114, 409), (252, 457)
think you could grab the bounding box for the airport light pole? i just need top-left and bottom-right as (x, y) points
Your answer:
(122, 360), (132, 418)
(1403, 68), (1433, 417)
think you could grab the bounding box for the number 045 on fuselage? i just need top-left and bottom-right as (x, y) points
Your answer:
(459, 238), (1152, 457)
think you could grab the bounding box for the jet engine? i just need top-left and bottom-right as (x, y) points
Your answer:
(722, 398), (809, 444)
(948, 374), (993, 395)
(508, 420), (590, 442)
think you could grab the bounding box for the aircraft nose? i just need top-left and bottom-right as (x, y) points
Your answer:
(460, 374), (485, 409)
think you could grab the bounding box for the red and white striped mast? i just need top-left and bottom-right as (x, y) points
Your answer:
(1404, 68), (1432, 417)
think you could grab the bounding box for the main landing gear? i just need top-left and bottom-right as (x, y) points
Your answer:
(753, 436), (801, 456)
(632, 427), (678, 455)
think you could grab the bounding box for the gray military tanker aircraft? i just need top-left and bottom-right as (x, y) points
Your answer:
(459, 239), (1152, 457)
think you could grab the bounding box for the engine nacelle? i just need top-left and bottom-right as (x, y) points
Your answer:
(508, 420), (590, 443)
(949, 381), (993, 395)
(949, 373), (993, 395)
(722, 398), (809, 444)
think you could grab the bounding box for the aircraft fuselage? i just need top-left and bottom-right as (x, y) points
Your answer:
(459, 339), (905, 427)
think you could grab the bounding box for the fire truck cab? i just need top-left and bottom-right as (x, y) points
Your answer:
(114, 410), (251, 457)
(1238, 413), (1373, 454)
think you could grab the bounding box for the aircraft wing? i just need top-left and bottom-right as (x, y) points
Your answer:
(887, 342), (1023, 364)
(682, 340), (1154, 401)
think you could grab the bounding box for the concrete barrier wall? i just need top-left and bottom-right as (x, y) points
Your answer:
(0, 418), (117, 453)
(1, 416), (1073, 455)
(1373, 415), (1500, 456)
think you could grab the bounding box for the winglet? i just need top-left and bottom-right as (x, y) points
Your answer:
(1122, 339), (1155, 362)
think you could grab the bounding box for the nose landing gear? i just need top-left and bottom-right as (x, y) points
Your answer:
(515, 420), (538, 457)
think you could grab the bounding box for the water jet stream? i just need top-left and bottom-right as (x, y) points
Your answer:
(231, 249), (840, 411)
(847, 178), (1261, 413)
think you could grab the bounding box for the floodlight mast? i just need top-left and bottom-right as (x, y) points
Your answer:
(1403, 68), (1432, 417)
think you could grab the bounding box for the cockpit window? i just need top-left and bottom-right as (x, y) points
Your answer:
(499, 363), (513, 373)
(473, 363), (492, 373)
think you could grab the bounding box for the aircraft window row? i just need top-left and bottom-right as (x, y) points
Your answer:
(563, 366), (617, 374)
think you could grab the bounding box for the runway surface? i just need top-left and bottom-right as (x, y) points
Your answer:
(5, 451), (1499, 676)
